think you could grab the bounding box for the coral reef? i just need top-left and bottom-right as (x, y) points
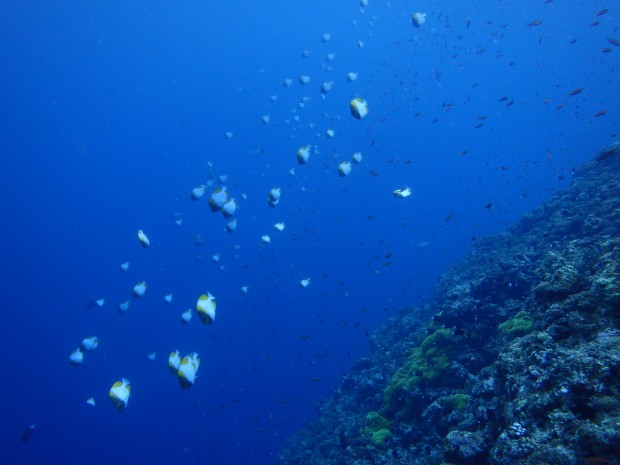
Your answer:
(278, 143), (620, 465)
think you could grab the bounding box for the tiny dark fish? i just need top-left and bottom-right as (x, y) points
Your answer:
(476, 115), (487, 120)
(474, 123), (483, 129)
(309, 377), (321, 382)
(498, 96), (508, 102)
(595, 9), (608, 16)
(607, 37), (620, 46)
(485, 203), (493, 210)
(590, 21), (600, 27)
(594, 110), (607, 117)
(500, 165), (508, 170)
(570, 38), (577, 44)
(367, 169), (379, 177)
(602, 47), (612, 53)
(568, 87), (583, 96)
(528, 20), (542, 27)
(506, 100), (514, 107)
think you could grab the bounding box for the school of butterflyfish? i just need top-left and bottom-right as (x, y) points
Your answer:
(71, 1), (419, 412)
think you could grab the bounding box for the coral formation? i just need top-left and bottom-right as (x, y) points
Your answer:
(498, 311), (533, 336)
(278, 144), (620, 465)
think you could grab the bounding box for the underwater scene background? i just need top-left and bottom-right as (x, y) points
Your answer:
(0, 1), (617, 465)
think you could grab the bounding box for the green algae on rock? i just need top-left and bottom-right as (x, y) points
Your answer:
(498, 311), (534, 337)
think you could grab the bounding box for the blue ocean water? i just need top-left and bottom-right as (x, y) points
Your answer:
(0, 1), (617, 464)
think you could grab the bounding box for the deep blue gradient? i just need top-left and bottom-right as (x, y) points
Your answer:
(1, 1), (618, 464)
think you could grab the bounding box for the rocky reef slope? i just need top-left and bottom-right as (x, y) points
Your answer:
(278, 143), (620, 465)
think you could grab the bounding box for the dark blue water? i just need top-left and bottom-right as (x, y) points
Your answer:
(1, 1), (617, 464)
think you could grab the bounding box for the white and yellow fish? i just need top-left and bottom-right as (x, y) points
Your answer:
(350, 98), (369, 120)
(268, 187), (281, 207)
(81, 336), (98, 352)
(225, 218), (237, 233)
(137, 229), (150, 248)
(297, 146), (311, 165)
(411, 12), (427, 27)
(191, 185), (206, 200)
(196, 293), (216, 324)
(69, 348), (83, 366)
(109, 378), (131, 413)
(208, 187), (229, 212)
(168, 350), (181, 374)
(221, 198), (238, 218)
(132, 281), (147, 298)
(180, 309), (192, 324)
(393, 187), (412, 198)
(338, 161), (352, 177)
(177, 353), (200, 389)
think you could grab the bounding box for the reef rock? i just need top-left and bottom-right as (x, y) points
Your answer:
(278, 143), (620, 465)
